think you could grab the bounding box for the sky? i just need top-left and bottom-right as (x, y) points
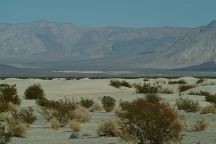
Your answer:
(0, 0), (216, 27)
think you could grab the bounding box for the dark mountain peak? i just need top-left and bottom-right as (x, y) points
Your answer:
(200, 19), (216, 32)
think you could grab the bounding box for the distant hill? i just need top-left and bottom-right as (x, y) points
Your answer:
(0, 20), (216, 71)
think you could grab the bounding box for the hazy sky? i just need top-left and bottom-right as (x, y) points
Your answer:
(0, 0), (216, 27)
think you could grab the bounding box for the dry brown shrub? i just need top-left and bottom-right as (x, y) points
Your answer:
(176, 97), (200, 112)
(192, 117), (209, 131)
(50, 118), (60, 130)
(89, 103), (103, 112)
(118, 98), (182, 144)
(72, 106), (91, 123)
(13, 123), (27, 137)
(68, 120), (81, 131)
(200, 105), (216, 114)
(97, 119), (121, 137)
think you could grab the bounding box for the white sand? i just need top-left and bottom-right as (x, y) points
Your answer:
(0, 77), (216, 144)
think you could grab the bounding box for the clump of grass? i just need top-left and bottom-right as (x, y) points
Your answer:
(68, 120), (81, 131)
(97, 120), (121, 137)
(168, 79), (187, 84)
(176, 97), (200, 112)
(118, 98), (182, 144)
(80, 98), (94, 108)
(133, 83), (159, 94)
(192, 117), (209, 131)
(178, 85), (194, 92)
(50, 118), (60, 130)
(12, 123), (27, 137)
(101, 96), (116, 112)
(200, 105), (216, 114)
(160, 88), (174, 94)
(109, 80), (131, 88)
(24, 84), (45, 99)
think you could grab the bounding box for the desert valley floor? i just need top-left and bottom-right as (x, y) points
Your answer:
(1, 77), (216, 144)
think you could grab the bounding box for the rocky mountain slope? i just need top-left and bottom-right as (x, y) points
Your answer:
(0, 20), (216, 70)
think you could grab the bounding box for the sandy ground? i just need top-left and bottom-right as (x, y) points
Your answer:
(1, 77), (216, 144)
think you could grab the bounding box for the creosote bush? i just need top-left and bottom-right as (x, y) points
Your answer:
(118, 97), (182, 144)
(196, 79), (204, 84)
(205, 94), (216, 104)
(37, 98), (77, 126)
(80, 98), (94, 108)
(12, 107), (37, 124)
(24, 84), (45, 99)
(168, 79), (187, 84)
(101, 96), (116, 112)
(110, 80), (131, 88)
(97, 120), (121, 137)
(0, 85), (21, 106)
(188, 91), (211, 96)
(133, 83), (159, 94)
(160, 88), (174, 94)
(176, 97), (200, 112)
(178, 85), (194, 92)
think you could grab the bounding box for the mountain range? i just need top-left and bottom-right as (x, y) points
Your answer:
(0, 20), (216, 71)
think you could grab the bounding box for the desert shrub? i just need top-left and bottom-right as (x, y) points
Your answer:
(188, 91), (211, 97)
(12, 107), (37, 124)
(24, 84), (45, 99)
(205, 94), (216, 104)
(80, 98), (94, 108)
(120, 81), (132, 88)
(37, 98), (77, 126)
(71, 106), (91, 123)
(176, 97), (200, 112)
(0, 102), (17, 112)
(118, 98), (182, 144)
(12, 123), (26, 137)
(200, 105), (216, 114)
(101, 96), (116, 112)
(192, 117), (209, 131)
(0, 85), (21, 105)
(196, 79), (204, 84)
(146, 93), (161, 103)
(160, 88), (174, 94)
(143, 79), (149, 81)
(0, 121), (12, 144)
(68, 120), (81, 131)
(133, 83), (159, 94)
(168, 79), (187, 84)
(110, 80), (131, 88)
(89, 103), (103, 112)
(97, 120), (121, 137)
(110, 80), (121, 88)
(178, 85), (194, 92)
(50, 118), (60, 130)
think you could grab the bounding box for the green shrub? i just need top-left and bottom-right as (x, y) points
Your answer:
(24, 84), (45, 99)
(0, 85), (20, 105)
(110, 80), (121, 88)
(176, 97), (200, 112)
(205, 95), (216, 104)
(80, 98), (94, 108)
(168, 80), (187, 84)
(118, 98), (182, 144)
(160, 88), (174, 94)
(178, 85), (194, 92)
(196, 79), (204, 84)
(101, 96), (116, 112)
(110, 80), (131, 88)
(133, 83), (159, 94)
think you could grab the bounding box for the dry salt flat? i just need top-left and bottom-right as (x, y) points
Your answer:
(1, 77), (216, 144)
